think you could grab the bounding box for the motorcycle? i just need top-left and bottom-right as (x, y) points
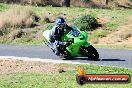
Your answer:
(43, 26), (99, 61)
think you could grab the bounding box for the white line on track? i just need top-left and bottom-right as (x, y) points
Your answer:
(0, 56), (89, 65)
(0, 56), (131, 69)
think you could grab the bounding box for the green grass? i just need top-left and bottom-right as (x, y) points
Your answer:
(94, 44), (132, 50)
(0, 64), (132, 88)
(0, 3), (132, 49)
(0, 3), (9, 11)
(11, 38), (44, 45)
(31, 6), (132, 26)
(106, 22), (119, 29)
(90, 29), (110, 39)
(1, 3), (132, 24)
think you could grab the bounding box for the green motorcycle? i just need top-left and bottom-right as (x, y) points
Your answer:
(43, 26), (99, 61)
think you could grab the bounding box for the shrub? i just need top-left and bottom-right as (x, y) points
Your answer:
(7, 30), (24, 40)
(82, 0), (91, 3)
(0, 7), (39, 30)
(22, 0), (45, 6)
(43, 17), (51, 23)
(73, 14), (99, 31)
(92, 30), (110, 38)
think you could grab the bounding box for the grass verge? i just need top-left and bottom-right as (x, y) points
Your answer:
(0, 60), (132, 88)
(94, 44), (132, 50)
(0, 3), (132, 49)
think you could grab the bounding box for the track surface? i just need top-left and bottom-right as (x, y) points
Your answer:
(0, 44), (132, 69)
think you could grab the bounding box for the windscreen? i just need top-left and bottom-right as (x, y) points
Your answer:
(70, 26), (81, 37)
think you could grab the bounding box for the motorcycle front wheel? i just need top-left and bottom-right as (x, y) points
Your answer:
(87, 45), (99, 61)
(80, 45), (99, 61)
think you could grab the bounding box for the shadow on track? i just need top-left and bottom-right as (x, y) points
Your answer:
(63, 57), (98, 61)
(63, 57), (125, 61)
(100, 59), (125, 61)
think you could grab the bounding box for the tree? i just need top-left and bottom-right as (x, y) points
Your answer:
(63, 0), (70, 7)
(106, 0), (109, 5)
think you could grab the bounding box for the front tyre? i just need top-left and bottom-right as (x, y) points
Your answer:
(87, 45), (99, 61)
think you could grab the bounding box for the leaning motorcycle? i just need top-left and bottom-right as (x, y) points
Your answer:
(43, 26), (99, 61)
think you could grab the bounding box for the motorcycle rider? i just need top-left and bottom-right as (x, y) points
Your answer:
(49, 17), (72, 56)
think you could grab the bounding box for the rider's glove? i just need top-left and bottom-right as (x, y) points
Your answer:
(54, 40), (66, 46)
(54, 40), (60, 46)
(54, 40), (71, 47)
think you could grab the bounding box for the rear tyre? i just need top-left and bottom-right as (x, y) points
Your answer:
(63, 50), (72, 60)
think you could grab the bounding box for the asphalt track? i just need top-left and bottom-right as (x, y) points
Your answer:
(0, 44), (132, 69)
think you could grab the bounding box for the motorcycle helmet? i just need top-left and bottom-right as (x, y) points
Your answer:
(55, 17), (66, 29)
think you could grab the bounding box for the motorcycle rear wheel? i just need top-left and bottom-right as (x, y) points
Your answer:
(63, 50), (72, 59)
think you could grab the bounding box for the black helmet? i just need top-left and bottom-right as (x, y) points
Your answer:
(55, 17), (66, 29)
(55, 17), (66, 25)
